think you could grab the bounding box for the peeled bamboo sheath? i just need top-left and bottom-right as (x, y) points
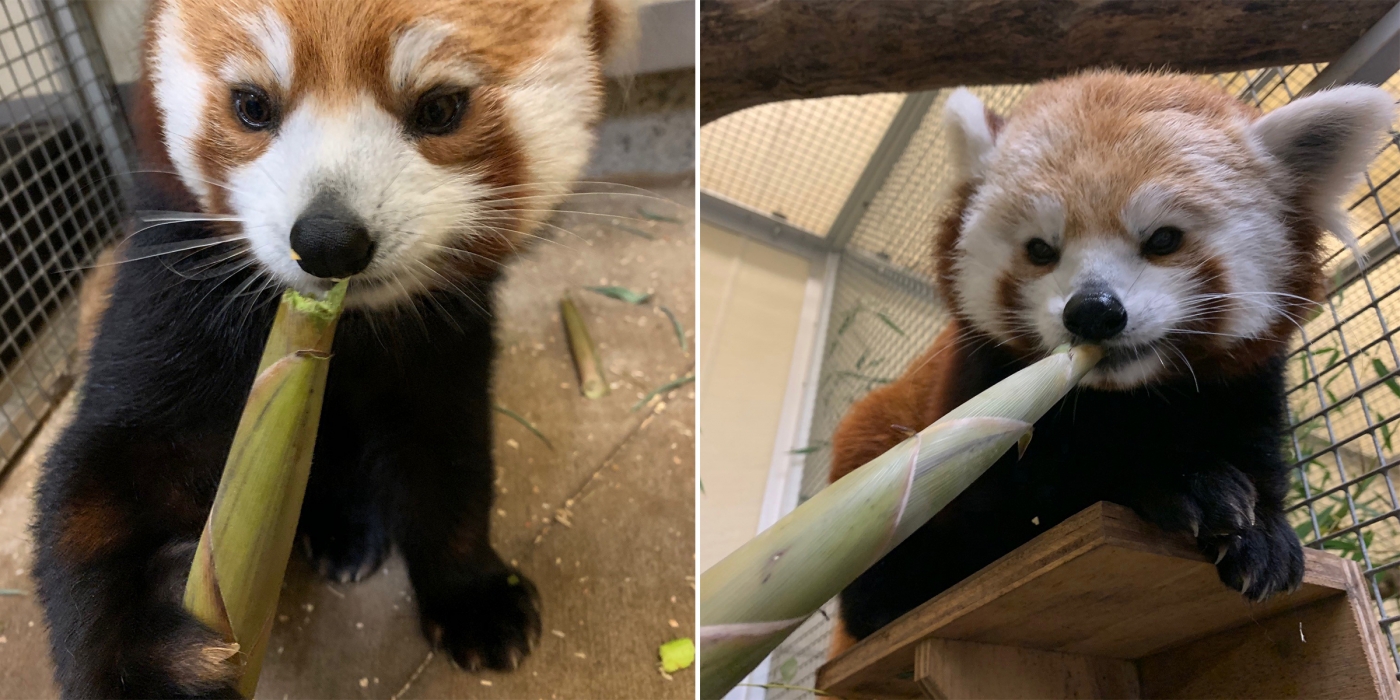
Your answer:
(184, 281), (348, 697)
(698, 345), (1102, 699)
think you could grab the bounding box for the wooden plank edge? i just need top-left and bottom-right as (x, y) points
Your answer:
(1343, 558), (1400, 700)
(817, 503), (1116, 695)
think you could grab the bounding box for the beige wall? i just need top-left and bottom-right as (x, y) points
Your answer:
(699, 222), (810, 569)
(86, 0), (147, 85)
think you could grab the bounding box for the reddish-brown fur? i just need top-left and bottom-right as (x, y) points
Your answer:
(827, 71), (1341, 654)
(137, 0), (623, 266)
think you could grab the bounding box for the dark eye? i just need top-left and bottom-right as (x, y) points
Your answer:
(232, 87), (276, 130)
(1143, 226), (1184, 256)
(410, 89), (469, 136)
(1025, 238), (1059, 266)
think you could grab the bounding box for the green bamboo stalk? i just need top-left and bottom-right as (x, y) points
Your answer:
(698, 345), (1102, 699)
(561, 293), (609, 398)
(184, 281), (348, 697)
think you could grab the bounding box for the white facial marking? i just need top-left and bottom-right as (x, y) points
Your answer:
(391, 21), (479, 93)
(226, 94), (488, 306)
(239, 8), (294, 88)
(158, 0), (616, 309)
(499, 14), (600, 230)
(150, 4), (211, 203)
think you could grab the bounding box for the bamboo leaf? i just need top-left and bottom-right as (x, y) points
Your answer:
(661, 305), (689, 352)
(875, 311), (906, 336)
(494, 405), (554, 451)
(617, 224), (657, 240)
(1372, 358), (1400, 399)
(586, 285), (653, 305)
(639, 206), (683, 224)
(632, 374), (695, 412)
(777, 657), (798, 682)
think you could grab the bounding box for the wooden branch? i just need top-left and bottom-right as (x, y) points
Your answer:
(701, 0), (1397, 123)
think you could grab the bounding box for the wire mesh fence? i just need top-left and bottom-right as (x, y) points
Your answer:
(700, 93), (905, 236)
(0, 0), (130, 471)
(700, 62), (1400, 699)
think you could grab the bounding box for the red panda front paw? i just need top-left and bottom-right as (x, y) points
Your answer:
(1129, 464), (1302, 600)
(299, 526), (389, 584)
(1209, 509), (1305, 602)
(418, 567), (542, 672)
(1133, 465), (1258, 539)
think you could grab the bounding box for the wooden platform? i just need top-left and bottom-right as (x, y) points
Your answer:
(816, 502), (1397, 699)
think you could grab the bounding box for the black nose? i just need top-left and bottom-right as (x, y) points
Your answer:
(1062, 289), (1128, 341)
(289, 195), (374, 279)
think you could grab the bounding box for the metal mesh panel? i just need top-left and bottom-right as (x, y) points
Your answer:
(796, 254), (947, 500)
(758, 64), (1400, 697)
(0, 0), (131, 471)
(765, 253), (946, 700)
(846, 84), (1032, 277)
(1274, 70), (1400, 675)
(700, 93), (905, 236)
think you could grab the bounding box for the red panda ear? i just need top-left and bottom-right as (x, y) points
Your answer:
(589, 0), (638, 66)
(944, 88), (1003, 183)
(1251, 85), (1396, 257)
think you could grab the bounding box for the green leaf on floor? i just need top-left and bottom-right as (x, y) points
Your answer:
(587, 285), (653, 305)
(617, 224), (657, 240)
(639, 207), (683, 224)
(661, 305), (689, 352)
(0, 589), (24, 596)
(632, 374), (696, 412)
(659, 637), (694, 673)
(493, 404), (555, 451)
(790, 441), (829, 454)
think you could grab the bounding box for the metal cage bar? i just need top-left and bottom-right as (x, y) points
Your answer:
(0, 0), (132, 472)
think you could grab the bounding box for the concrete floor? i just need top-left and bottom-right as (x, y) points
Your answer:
(0, 178), (695, 699)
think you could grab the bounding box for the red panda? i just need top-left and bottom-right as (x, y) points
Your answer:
(829, 71), (1397, 656)
(32, 0), (632, 696)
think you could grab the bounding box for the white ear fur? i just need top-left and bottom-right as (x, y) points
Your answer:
(944, 88), (999, 182)
(1250, 85), (1396, 258)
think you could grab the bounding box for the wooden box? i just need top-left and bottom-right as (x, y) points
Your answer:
(816, 502), (1397, 699)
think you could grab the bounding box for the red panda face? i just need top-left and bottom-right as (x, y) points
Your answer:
(144, 0), (629, 307)
(938, 72), (1395, 390)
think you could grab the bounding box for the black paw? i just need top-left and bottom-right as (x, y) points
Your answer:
(1210, 509), (1306, 601)
(1135, 466), (1258, 539)
(419, 567), (542, 672)
(1130, 465), (1302, 601)
(299, 527), (389, 584)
